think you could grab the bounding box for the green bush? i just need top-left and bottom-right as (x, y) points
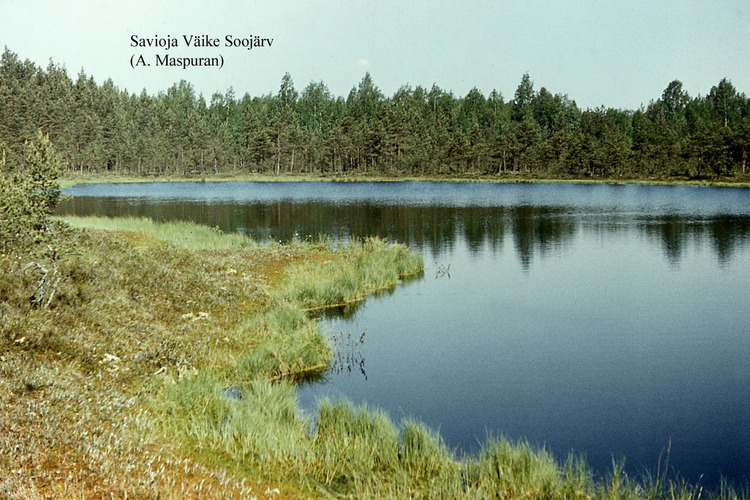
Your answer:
(0, 131), (63, 254)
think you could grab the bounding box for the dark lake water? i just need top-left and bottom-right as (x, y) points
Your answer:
(58, 181), (750, 489)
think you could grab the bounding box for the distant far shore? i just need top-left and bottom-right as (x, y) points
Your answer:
(59, 171), (750, 189)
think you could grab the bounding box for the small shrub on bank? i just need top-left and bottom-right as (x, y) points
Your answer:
(0, 131), (63, 255)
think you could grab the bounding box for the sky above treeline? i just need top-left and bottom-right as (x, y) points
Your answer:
(3, 0), (749, 110)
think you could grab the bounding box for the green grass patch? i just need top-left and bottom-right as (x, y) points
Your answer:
(278, 236), (424, 311)
(62, 215), (258, 250)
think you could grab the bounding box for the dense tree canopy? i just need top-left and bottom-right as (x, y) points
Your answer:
(1, 48), (749, 179)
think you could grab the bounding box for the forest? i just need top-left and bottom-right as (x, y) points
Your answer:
(1, 47), (749, 180)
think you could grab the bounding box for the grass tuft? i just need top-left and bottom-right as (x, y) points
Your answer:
(279, 236), (424, 310)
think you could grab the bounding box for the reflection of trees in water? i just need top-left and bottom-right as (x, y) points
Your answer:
(638, 215), (750, 266)
(509, 206), (577, 271)
(706, 216), (750, 264)
(58, 197), (750, 267)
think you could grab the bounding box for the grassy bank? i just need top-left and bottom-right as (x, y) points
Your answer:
(1, 216), (747, 498)
(59, 170), (750, 189)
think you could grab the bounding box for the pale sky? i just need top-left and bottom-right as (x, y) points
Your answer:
(2, 0), (749, 110)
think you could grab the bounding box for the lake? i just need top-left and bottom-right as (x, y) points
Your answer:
(58, 181), (750, 489)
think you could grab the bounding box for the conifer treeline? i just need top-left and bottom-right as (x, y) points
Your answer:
(1, 48), (749, 178)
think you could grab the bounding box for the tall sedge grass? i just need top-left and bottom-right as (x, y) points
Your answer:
(279, 236), (424, 310)
(463, 436), (566, 498)
(157, 371), (311, 478)
(233, 302), (331, 381)
(312, 400), (401, 486)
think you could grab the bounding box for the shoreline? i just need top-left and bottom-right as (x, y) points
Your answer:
(59, 171), (750, 189)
